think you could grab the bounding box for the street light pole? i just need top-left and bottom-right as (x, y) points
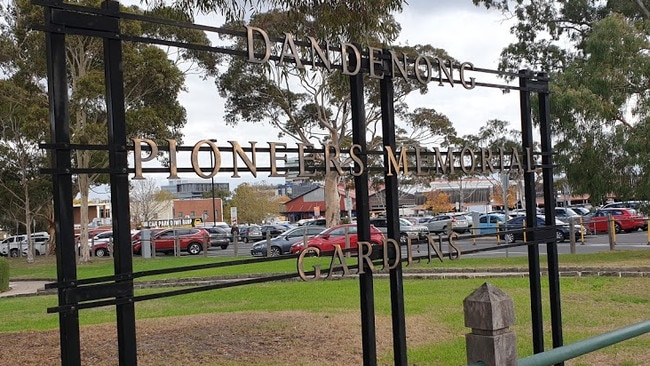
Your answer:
(209, 139), (217, 227)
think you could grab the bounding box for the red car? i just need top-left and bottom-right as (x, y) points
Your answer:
(132, 228), (209, 255)
(290, 224), (385, 254)
(584, 208), (645, 233)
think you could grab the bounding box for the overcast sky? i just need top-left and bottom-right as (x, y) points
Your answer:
(108, 1), (522, 196)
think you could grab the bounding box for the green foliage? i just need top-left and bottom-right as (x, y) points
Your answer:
(474, 1), (650, 204)
(225, 183), (281, 224)
(0, 257), (8, 292)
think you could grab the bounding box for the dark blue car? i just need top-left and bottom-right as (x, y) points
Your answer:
(250, 226), (325, 257)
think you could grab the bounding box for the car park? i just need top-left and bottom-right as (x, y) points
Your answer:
(369, 217), (429, 244)
(500, 215), (586, 243)
(250, 225), (325, 257)
(290, 224), (385, 254)
(583, 208), (645, 233)
(204, 226), (231, 249)
(132, 228), (209, 255)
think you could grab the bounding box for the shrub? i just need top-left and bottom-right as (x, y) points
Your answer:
(0, 257), (8, 292)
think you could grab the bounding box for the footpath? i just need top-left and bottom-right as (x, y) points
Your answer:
(2, 266), (650, 299)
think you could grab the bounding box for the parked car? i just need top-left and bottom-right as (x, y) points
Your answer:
(476, 213), (508, 235)
(583, 208), (646, 233)
(245, 224), (287, 242)
(500, 215), (586, 243)
(602, 201), (648, 214)
(568, 206), (591, 216)
(449, 213), (470, 233)
(250, 226), (325, 257)
(369, 217), (428, 244)
(421, 214), (469, 234)
(204, 226), (230, 249)
(290, 224), (385, 254)
(88, 230), (113, 257)
(0, 232), (50, 257)
(132, 228), (209, 255)
(302, 218), (327, 226)
(540, 207), (582, 223)
(235, 225), (254, 242)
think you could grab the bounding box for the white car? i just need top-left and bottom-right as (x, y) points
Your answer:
(1, 232), (50, 257)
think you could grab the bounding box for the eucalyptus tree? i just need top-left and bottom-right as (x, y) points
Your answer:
(0, 0), (217, 262)
(216, 4), (461, 226)
(0, 77), (51, 262)
(473, 0), (650, 204)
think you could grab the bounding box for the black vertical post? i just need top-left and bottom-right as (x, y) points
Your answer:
(102, 1), (138, 365)
(45, 3), (81, 365)
(349, 47), (377, 366)
(538, 72), (564, 363)
(519, 69), (544, 353)
(380, 49), (408, 366)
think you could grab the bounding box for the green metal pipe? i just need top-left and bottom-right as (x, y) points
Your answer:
(518, 320), (650, 366)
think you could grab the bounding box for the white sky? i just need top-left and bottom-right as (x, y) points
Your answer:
(173, 1), (519, 177)
(93, 1), (522, 198)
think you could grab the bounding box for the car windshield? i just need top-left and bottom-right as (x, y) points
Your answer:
(399, 218), (413, 226)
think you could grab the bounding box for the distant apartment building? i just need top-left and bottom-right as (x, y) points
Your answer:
(160, 179), (230, 199)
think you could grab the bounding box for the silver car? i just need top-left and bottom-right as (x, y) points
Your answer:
(422, 214), (468, 234)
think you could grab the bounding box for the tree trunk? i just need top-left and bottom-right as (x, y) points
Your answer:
(24, 182), (34, 263)
(324, 171), (341, 227)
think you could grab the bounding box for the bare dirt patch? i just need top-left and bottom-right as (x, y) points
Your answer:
(0, 311), (451, 366)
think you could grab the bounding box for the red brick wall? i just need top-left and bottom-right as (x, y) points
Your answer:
(173, 198), (223, 222)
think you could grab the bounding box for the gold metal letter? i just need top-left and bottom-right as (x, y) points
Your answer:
(246, 26), (271, 64)
(132, 138), (158, 179)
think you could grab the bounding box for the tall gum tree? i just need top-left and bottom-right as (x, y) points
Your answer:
(1, 0), (218, 262)
(474, 0), (650, 204)
(216, 8), (457, 226)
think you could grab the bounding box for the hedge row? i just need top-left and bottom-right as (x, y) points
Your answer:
(0, 257), (8, 292)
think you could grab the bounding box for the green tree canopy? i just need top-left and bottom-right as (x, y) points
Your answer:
(474, 0), (650, 204)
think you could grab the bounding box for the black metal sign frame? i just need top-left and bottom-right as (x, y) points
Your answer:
(36, 1), (560, 365)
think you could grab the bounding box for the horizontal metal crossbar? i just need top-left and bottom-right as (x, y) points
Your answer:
(31, 0), (549, 93)
(45, 230), (557, 314)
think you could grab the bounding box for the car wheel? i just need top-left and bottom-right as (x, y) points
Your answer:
(9, 249), (19, 258)
(504, 233), (515, 243)
(220, 244), (229, 250)
(95, 248), (107, 257)
(187, 242), (202, 255)
(270, 246), (281, 257)
(614, 222), (622, 234)
(555, 230), (566, 243)
(399, 233), (409, 245)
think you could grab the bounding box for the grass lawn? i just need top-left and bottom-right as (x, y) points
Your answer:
(1, 250), (649, 365)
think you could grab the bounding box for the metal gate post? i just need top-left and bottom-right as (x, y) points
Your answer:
(349, 47), (377, 366)
(380, 49), (408, 366)
(537, 72), (564, 361)
(519, 69), (545, 354)
(102, 1), (138, 364)
(45, 2), (81, 365)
